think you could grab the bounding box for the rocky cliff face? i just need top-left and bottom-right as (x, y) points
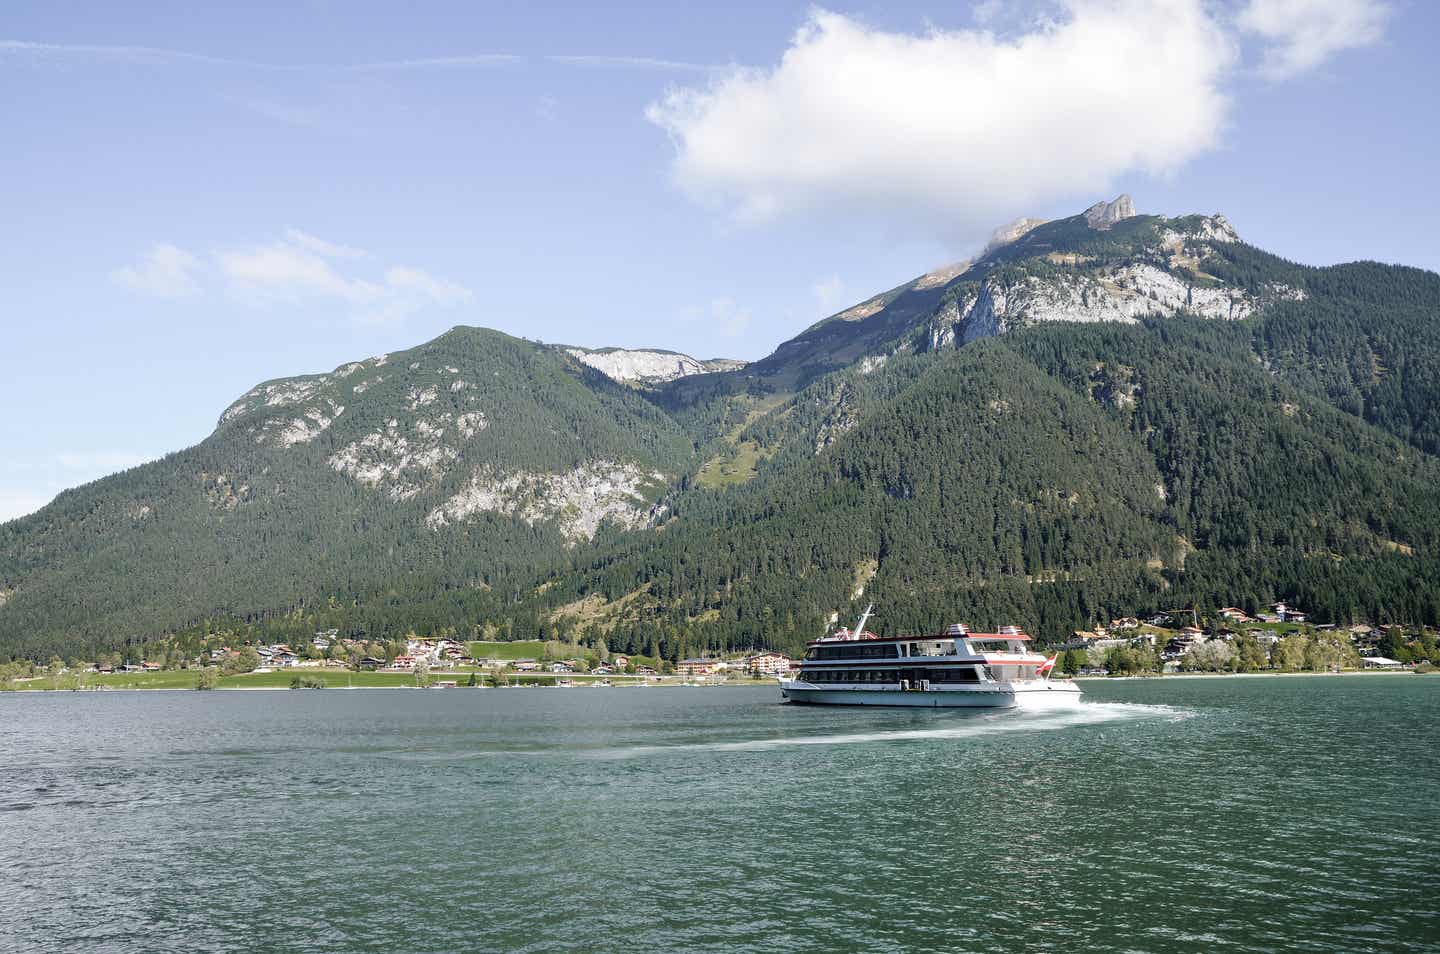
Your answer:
(563, 347), (745, 385)
(205, 327), (687, 544)
(1084, 194), (1137, 229)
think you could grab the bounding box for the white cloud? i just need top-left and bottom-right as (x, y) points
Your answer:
(385, 266), (473, 306)
(112, 243), (200, 298)
(812, 275), (846, 311)
(116, 231), (469, 324)
(647, 2), (1237, 243)
(707, 297), (753, 337)
(546, 54), (714, 72)
(1237, 0), (1389, 79)
(216, 232), (471, 323)
(218, 238), (383, 303)
(0, 40), (521, 72)
(282, 228), (368, 260)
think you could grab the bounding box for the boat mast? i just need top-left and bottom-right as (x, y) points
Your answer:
(853, 603), (874, 637)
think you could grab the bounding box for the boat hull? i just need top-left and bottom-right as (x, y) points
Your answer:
(780, 682), (1081, 708)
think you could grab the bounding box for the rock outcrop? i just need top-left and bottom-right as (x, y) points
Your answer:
(1084, 194), (1137, 230)
(426, 460), (665, 542)
(563, 347), (745, 385)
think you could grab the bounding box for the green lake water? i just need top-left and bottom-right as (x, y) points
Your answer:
(2, 676), (1437, 952)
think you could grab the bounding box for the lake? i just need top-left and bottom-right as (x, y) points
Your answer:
(2, 676), (1437, 953)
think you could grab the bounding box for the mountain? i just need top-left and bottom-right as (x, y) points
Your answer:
(3, 197), (1439, 662)
(0, 327), (694, 658)
(668, 196), (1295, 400)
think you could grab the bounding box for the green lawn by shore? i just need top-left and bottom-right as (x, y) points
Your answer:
(466, 640), (549, 660)
(6, 668), (659, 691)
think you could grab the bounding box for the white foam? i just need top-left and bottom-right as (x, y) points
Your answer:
(590, 702), (1187, 759)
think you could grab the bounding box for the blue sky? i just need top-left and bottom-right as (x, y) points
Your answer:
(2, 0), (1435, 521)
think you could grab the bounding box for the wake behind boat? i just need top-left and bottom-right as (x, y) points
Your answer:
(779, 605), (1081, 708)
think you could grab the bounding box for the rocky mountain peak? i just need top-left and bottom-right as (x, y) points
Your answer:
(1084, 194), (1137, 230)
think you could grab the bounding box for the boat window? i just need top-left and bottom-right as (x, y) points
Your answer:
(809, 644), (899, 660)
(927, 667), (981, 683)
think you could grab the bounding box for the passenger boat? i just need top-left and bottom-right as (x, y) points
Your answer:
(779, 605), (1081, 708)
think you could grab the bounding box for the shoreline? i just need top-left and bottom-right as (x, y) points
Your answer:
(1073, 669), (1425, 681)
(4, 669), (1431, 693)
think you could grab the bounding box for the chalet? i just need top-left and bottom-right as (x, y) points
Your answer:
(1145, 614), (1170, 626)
(1272, 602), (1307, 623)
(389, 654), (417, 671)
(1109, 617), (1140, 631)
(512, 659), (541, 672)
(550, 662), (574, 674)
(612, 655), (631, 670)
(1218, 607), (1251, 622)
(746, 651), (793, 675)
(142, 661), (162, 671)
(592, 665), (614, 675)
(1162, 632), (1207, 661)
(634, 665), (657, 676)
(358, 656), (384, 670)
(677, 658), (726, 676)
(1062, 630), (1111, 651)
(1256, 613), (1282, 623)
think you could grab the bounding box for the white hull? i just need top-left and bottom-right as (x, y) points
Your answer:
(780, 681), (1081, 708)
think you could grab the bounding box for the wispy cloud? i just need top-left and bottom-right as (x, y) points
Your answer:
(1, 41), (714, 74)
(111, 243), (200, 298)
(1237, 0), (1390, 79)
(219, 232), (472, 322)
(682, 297), (753, 337)
(114, 230), (470, 324)
(812, 275), (845, 311)
(546, 54), (716, 72)
(282, 229), (367, 260)
(217, 237), (384, 303)
(0, 40), (521, 72)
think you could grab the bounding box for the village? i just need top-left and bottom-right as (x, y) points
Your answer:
(1057, 601), (1437, 675)
(7, 597), (1437, 691)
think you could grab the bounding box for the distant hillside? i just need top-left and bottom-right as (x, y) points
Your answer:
(3, 197), (1439, 662)
(0, 327), (691, 658)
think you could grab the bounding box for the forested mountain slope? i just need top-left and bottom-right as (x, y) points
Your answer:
(517, 317), (1440, 656)
(0, 328), (691, 658)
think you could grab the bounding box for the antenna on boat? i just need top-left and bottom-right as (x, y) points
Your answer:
(853, 603), (875, 637)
